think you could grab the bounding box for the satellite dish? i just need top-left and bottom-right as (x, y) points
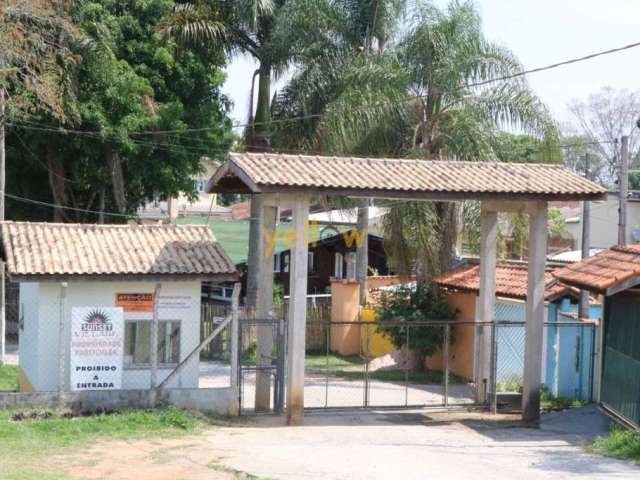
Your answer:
(633, 226), (640, 243)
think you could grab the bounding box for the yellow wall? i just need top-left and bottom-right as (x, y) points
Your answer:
(424, 291), (476, 380)
(360, 308), (396, 357)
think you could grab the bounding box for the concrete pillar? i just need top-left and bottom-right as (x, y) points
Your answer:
(255, 195), (278, 412)
(476, 206), (497, 403)
(522, 202), (548, 424)
(286, 194), (310, 425)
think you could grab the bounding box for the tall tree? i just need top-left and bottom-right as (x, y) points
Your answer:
(565, 86), (640, 187)
(273, 0), (556, 282)
(6, 0), (233, 221)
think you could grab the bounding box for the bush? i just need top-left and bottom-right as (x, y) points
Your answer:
(375, 284), (456, 359)
(593, 428), (640, 463)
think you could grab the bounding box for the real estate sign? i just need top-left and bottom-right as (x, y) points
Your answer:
(70, 307), (124, 391)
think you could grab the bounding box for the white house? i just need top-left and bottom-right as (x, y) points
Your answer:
(0, 221), (236, 393)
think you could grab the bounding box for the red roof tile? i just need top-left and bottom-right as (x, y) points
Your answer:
(435, 263), (572, 301)
(554, 244), (640, 292)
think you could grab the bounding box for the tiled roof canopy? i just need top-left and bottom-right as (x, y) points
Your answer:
(0, 222), (237, 281)
(435, 263), (574, 301)
(207, 153), (607, 201)
(554, 244), (640, 294)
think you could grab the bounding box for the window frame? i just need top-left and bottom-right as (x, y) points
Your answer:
(123, 319), (181, 369)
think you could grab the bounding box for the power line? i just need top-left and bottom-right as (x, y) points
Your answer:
(9, 39), (640, 137)
(5, 193), (137, 219)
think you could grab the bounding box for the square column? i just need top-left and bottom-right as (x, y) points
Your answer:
(476, 206), (497, 403)
(286, 194), (310, 425)
(523, 201), (548, 424)
(255, 194), (278, 412)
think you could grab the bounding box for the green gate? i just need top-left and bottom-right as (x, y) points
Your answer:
(602, 295), (640, 427)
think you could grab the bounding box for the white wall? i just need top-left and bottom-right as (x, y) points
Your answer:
(19, 280), (202, 392)
(567, 195), (640, 248)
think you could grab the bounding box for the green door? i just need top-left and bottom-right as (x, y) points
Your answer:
(602, 295), (640, 427)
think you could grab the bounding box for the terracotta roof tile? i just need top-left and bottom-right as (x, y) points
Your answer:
(1, 221), (237, 280)
(208, 153), (607, 201)
(554, 245), (640, 292)
(435, 263), (572, 301)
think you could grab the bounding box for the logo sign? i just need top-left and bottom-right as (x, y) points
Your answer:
(70, 307), (123, 391)
(116, 293), (154, 312)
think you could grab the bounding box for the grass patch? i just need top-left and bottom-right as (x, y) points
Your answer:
(592, 428), (640, 463)
(540, 396), (587, 413)
(0, 365), (19, 392)
(305, 354), (467, 384)
(305, 353), (362, 371)
(0, 406), (216, 479)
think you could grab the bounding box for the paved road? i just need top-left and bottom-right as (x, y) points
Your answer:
(202, 407), (638, 480)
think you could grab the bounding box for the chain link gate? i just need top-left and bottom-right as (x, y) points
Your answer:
(238, 317), (286, 414)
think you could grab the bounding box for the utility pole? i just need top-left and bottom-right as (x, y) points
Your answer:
(578, 154), (591, 319)
(618, 136), (629, 246)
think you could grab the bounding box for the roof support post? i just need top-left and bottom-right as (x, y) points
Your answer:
(285, 193), (309, 425)
(476, 205), (498, 404)
(255, 194), (278, 412)
(523, 201), (548, 425)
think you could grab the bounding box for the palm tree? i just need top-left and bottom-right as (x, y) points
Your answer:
(272, 0), (558, 282)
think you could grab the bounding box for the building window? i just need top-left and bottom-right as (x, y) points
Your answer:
(124, 320), (180, 367)
(308, 252), (316, 274)
(334, 252), (344, 278)
(345, 252), (356, 279)
(283, 254), (290, 273)
(274, 253), (281, 273)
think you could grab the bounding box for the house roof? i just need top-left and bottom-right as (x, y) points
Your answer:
(207, 152), (607, 201)
(176, 217), (369, 264)
(0, 221), (237, 281)
(553, 244), (640, 294)
(435, 263), (574, 301)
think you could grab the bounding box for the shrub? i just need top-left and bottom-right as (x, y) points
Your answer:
(375, 284), (456, 360)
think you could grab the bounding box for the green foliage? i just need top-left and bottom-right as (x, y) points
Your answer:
(6, 0), (234, 221)
(547, 208), (567, 238)
(592, 428), (640, 463)
(492, 132), (561, 164)
(0, 365), (19, 392)
(375, 284), (455, 358)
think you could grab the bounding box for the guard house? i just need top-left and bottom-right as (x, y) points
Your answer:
(207, 152), (606, 425)
(0, 222), (236, 393)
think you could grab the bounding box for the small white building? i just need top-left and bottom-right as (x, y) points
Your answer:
(0, 221), (236, 393)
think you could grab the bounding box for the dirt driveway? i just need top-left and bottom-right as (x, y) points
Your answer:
(54, 406), (638, 480)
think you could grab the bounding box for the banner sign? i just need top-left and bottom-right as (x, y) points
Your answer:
(115, 293), (154, 312)
(70, 307), (124, 391)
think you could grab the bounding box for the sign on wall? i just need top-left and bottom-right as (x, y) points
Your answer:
(115, 293), (154, 312)
(70, 307), (124, 391)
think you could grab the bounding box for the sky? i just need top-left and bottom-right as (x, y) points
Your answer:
(221, 0), (640, 129)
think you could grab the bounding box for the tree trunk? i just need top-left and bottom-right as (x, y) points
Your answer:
(355, 199), (369, 305)
(46, 142), (68, 222)
(106, 145), (126, 214)
(246, 62), (272, 309)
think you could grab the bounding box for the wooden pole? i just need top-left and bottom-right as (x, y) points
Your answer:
(579, 154), (591, 319)
(286, 194), (309, 425)
(229, 282), (241, 415)
(476, 206), (497, 404)
(618, 136), (629, 246)
(149, 283), (162, 391)
(522, 201), (548, 425)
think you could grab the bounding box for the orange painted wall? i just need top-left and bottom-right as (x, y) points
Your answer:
(424, 291), (477, 381)
(330, 280), (361, 355)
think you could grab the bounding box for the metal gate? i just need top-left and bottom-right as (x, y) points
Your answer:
(304, 320), (481, 410)
(238, 317), (286, 414)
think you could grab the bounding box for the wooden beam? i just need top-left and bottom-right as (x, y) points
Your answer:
(522, 201), (548, 425)
(286, 193), (310, 425)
